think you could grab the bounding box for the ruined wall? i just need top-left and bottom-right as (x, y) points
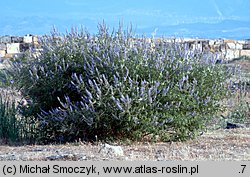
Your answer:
(0, 35), (250, 60)
(0, 34), (39, 58)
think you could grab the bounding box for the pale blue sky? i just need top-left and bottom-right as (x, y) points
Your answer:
(1, 0), (250, 39)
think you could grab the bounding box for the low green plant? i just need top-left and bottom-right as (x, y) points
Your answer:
(0, 69), (14, 88)
(0, 92), (19, 143)
(211, 60), (249, 129)
(0, 89), (38, 144)
(226, 80), (249, 124)
(228, 102), (249, 123)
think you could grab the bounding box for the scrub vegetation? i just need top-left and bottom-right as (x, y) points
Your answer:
(0, 23), (249, 146)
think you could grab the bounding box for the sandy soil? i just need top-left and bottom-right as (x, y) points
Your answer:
(0, 128), (249, 161)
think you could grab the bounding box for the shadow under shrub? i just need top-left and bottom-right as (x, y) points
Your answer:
(9, 24), (231, 143)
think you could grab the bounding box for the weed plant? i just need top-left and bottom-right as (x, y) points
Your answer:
(0, 91), (19, 143)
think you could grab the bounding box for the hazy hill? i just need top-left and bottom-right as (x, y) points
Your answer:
(137, 19), (250, 39)
(1, 17), (250, 39)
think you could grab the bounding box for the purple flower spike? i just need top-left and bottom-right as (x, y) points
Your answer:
(85, 89), (93, 100)
(162, 86), (169, 96)
(115, 100), (123, 111)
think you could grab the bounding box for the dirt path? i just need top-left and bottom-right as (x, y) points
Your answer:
(0, 128), (249, 161)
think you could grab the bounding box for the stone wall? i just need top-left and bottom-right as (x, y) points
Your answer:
(0, 34), (39, 59)
(241, 49), (250, 57)
(1, 35), (250, 60)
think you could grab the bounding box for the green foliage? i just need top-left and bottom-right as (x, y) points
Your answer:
(228, 102), (249, 123)
(0, 92), (19, 143)
(225, 80), (249, 125)
(0, 69), (14, 88)
(0, 91), (38, 144)
(9, 24), (232, 143)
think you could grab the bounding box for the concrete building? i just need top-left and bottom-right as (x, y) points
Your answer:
(0, 50), (6, 58)
(0, 43), (6, 50)
(241, 50), (250, 57)
(0, 36), (11, 44)
(23, 34), (33, 43)
(11, 36), (23, 43)
(6, 43), (20, 54)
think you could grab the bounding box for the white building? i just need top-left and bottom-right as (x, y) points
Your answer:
(23, 34), (33, 43)
(7, 43), (20, 54)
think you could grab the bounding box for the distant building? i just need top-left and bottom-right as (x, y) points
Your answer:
(7, 43), (20, 54)
(0, 36), (11, 44)
(23, 34), (33, 43)
(0, 49), (6, 58)
(11, 36), (23, 43)
(1, 34), (250, 60)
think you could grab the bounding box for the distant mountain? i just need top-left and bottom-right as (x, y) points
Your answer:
(170, 19), (250, 33)
(1, 17), (250, 40)
(137, 19), (250, 39)
(0, 16), (97, 36)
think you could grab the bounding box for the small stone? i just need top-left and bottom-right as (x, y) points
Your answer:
(32, 148), (46, 152)
(47, 155), (61, 161)
(80, 155), (87, 161)
(155, 150), (165, 161)
(99, 143), (124, 156)
(226, 122), (250, 129)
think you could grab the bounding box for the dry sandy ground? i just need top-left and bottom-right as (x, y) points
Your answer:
(0, 128), (249, 161)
